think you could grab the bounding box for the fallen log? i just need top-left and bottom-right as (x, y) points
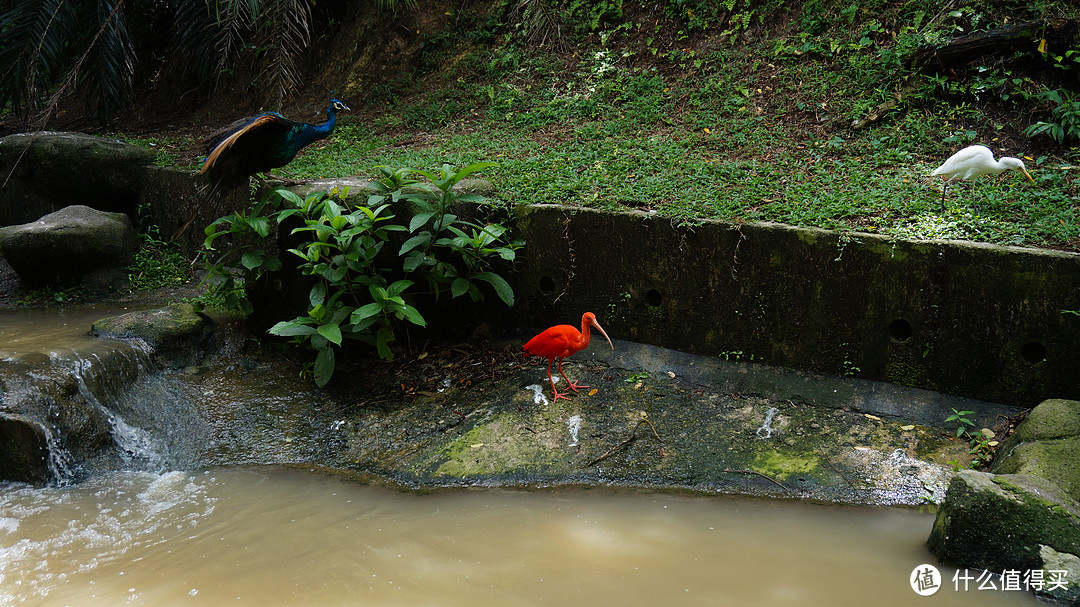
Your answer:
(910, 18), (1078, 72)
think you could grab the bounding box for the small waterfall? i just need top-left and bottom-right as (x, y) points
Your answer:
(71, 347), (162, 470)
(69, 347), (173, 473)
(40, 423), (80, 486)
(1, 309), (206, 485)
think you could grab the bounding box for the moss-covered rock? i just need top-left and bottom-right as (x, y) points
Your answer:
(991, 399), (1080, 503)
(928, 470), (1080, 603)
(0, 131), (154, 225)
(1011, 399), (1080, 443)
(992, 438), (1080, 502)
(91, 303), (215, 367)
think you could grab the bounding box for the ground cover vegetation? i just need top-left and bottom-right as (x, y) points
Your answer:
(2, 0), (1077, 251)
(315, 0), (1079, 250)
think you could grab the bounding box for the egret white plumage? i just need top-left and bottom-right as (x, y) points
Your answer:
(930, 144), (1033, 211)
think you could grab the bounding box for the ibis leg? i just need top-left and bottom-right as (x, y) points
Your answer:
(556, 358), (590, 393)
(547, 359), (571, 402)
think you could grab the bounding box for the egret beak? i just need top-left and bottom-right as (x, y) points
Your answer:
(591, 318), (614, 350)
(1020, 168), (1034, 183)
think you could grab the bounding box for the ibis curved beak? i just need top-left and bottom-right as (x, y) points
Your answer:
(591, 318), (614, 350)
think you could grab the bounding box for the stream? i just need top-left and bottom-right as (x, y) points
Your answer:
(0, 467), (1039, 606)
(0, 307), (1041, 605)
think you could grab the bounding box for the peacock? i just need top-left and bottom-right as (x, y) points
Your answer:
(201, 98), (350, 190)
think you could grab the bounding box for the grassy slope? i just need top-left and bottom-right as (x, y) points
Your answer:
(159, 0), (1080, 251)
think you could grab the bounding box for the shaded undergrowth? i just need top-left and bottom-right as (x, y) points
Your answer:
(131, 0), (1080, 250)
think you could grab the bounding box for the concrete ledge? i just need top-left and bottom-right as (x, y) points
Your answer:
(511, 204), (1080, 407)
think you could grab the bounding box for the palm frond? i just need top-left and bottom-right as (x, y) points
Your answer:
(172, 0), (220, 82)
(374, 0), (418, 13)
(0, 0), (72, 117)
(255, 0), (311, 107)
(210, 0), (255, 90)
(513, 0), (568, 52)
(84, 0), (135, 121)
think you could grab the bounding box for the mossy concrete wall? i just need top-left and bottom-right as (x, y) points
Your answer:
(510, 205), (1080, 407)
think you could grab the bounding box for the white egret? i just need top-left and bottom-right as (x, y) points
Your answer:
(931, 144), (1033, 211)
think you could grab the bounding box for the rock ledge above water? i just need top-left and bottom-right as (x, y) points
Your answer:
(928, 398), (1080, 604)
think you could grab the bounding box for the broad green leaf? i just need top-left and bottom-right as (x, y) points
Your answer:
(318, 322), (343, 346)
(387, 279), (414, 297)
(268, 320), (317, 337)
(403, 305), (427, 326)
(314, 346), (336, 388)
(275, 189), (304, 206)
(403, 251), (426, 272)
(451, 277), (470, 298)
(248, 216), (271, 238)
(310, 283), (327, 307)
(442, 161), (499, 188)
(409, 211), (435, 233)
(327, 265), (348, 282)
(474, 272), (515, 306)
(241, 250), (263, 269)
(352, 314), (378, 332)
(399, 233), (431, 255)
(353, 302), (383, 322)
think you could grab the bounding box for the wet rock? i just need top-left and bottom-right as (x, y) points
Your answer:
(0, 131), (153, 225)
(91, 304), (215, 367)
(927, 470), (1080, 604)
(317, 341), (973, 506)
(0, 413), (50, 482)
(992, 399), (1080, 502)
(1009, 398), (1080, 441)
(0, 355), (117, 483)
(930, 400), (1080, 603)
(0, 205), (138, 289)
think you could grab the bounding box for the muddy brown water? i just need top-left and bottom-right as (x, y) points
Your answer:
(0, 467), (1038, 606)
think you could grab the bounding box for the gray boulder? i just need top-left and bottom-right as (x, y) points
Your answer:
(0, 205), (138, 288)
(929, 399), (1080, 604)
(0, 131), (154, 225)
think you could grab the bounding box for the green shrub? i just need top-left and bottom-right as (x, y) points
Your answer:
(200, 163), (521, 387)
(1025, 88), (1080, 145)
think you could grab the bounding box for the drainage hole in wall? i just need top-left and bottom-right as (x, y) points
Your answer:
(888, 319), (912, 341)
(645, 289), (663, 307)
(1020, 341), (1047, 364)
(539, 276), (556, 295)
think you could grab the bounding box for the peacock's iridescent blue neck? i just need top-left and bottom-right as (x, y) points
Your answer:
(294, 106), (340, 149)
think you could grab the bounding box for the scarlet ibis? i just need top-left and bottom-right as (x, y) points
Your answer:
(930, 145), (1033, 211)
(523, 312), (614, 402)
